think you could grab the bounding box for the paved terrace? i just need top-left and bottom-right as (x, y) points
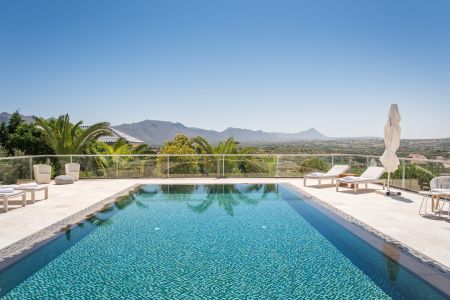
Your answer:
(1, 178), (449, 269)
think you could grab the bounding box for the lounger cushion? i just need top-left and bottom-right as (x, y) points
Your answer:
(55, 175), (74, 185)
(360, 166), (385, 179)
(326, 165), (350, 176)
(0, 188), (14, 193)
(307, 172), (325, 177)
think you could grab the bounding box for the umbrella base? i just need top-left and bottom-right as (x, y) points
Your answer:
(375, 190), (402, 196)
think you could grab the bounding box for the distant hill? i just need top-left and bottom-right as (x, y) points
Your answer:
(0, 112), (34, 124)
(114, 120), (328, 145)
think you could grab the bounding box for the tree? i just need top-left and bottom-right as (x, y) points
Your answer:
(0, 148), (28, 184)
(191, 136), (268, 176)
(7, 112), (23, 133)
(8, 122), (54, 155)
(92, 138), (156, 177)
(0, 122), (9, 147)
(0, 111), (53, 156)
(33, 114), (112, 154)
(299, 157), (329, 174)
(157, 134), (199, 176)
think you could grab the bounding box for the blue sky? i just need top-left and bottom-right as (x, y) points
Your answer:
(1, 0), (449, 138)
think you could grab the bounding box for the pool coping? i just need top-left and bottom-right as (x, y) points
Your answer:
(284, 183), (450, 296)
(0, 184), (142, 267)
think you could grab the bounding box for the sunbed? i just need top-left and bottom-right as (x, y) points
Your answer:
(304, 165), (350, 186)
(336, 166), (386, 192)
(0, 188), (26, 212)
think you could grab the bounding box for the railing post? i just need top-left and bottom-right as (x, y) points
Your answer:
(331, 155), (334, 167)
(70, 155), (73, 163)
(402, 160), (406, 189)
(276, 155), (279, 178)
(222, 155), (225, 178)
(115, 156), (119, 178)
(167, 156), (170, 178)
(29, 157), (33, 180)
(217, 155), (220, 178)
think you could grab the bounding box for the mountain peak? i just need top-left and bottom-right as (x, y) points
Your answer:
(305, 127), (319, 133)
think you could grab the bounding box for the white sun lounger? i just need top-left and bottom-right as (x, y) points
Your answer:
(336, 166), (386, 192)
(2, 182), (49, 204)
(304, 165), (350, 186)
(11, 183), (49, 203)
(0, 190), (26, 212)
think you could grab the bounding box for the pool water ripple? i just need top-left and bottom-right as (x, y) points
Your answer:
(0, 184), (446, 299)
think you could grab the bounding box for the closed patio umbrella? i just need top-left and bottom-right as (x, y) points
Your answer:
(380, 104), (401, 195)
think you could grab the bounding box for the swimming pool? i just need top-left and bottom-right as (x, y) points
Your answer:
(0, 184), (448, 299)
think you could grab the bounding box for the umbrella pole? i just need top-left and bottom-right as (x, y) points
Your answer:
(387, 172), (390, 192)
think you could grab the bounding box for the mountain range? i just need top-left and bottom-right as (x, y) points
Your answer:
(1, 112), (328, 145)
(0, 112), (34, 124)
(114, 120), (328, 145)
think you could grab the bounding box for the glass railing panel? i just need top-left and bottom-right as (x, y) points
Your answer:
(168, 155), (201, 178)
(277, 155), (334, 177)
(113, 156), (158, 178)
(348, 156), (370, 175)
(1, 154), (447, 188)
(160, 155), (216, 178)
(387, 160), (443, 192)
(71, 155), (108, 179)
(222, 155), (276, 178)
(0, 157), (32, 184)
(116, 156), (140, 178)
(196, 155), (220, 178)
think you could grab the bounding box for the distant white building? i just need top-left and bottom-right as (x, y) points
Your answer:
(408, 153), (428, 163)
(80, 125), (144, 147)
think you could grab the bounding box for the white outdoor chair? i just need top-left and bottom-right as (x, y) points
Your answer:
(33, 164), (52, 184)
(65, 163), (80, 181)
(336, 166), (386, 192)
(420, 176), (450, 217)
(304, 165), (350, 186)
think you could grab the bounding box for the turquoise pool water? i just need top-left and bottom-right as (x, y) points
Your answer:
(0, 184), (447, 299)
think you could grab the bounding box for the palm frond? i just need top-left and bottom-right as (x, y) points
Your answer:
(73, 122), (112, 154)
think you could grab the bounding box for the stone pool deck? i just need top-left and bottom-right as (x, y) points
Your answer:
(1, 178), (449, 269)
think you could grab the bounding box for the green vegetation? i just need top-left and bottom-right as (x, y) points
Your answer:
(258, 138), (450, 160)
(299, 157), (329, 174)
(33, 114), (111, 155)
(157, 135), (200, 175)
(0, 112), (53, 184)
(0, 112), (53, 156)
(156, 134), (272, 176)
(191, 136), (270, 176)
(0, 112), (158, 182)
(0, 112), (448, 192)
(93, 138), (156, 178)
(0, 147), (29, 184)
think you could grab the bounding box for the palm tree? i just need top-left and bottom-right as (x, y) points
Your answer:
(191, 136), (245, 175)
(33, 114), (112, 154)
(93, 138), (156, 177)
(191, 136), (269, 176)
